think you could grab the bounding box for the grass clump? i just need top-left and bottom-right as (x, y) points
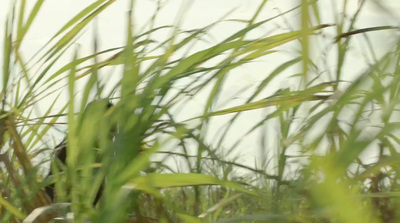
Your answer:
(0, 0), (400, 222)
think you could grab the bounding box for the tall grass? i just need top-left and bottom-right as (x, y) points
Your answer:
(1, 0), (400, 222)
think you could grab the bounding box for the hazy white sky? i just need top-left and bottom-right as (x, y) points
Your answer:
(1, 0), (399, 172)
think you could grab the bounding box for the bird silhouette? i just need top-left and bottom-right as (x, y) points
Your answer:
(45, 100), (114, 205)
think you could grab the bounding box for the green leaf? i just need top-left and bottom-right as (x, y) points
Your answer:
(0, 196), (26, 220)
(130, 173), (256, 196)
(191, 93), (330, 120)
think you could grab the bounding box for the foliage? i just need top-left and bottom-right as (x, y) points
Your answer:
(0, 0), (399, 222)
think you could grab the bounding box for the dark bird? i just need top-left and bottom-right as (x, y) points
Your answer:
(45, 100), (114, 205)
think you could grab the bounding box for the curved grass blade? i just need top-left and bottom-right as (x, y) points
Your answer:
(0, 196), (26, 220)
(189, 94), (330, 120)
(129, 173), (257, 196)
(41, 0), (116, 62)
(16, 0), (45, 50)
(334, 26), (398, 42)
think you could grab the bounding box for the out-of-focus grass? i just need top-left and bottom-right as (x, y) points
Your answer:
(0, 0), (400, 222)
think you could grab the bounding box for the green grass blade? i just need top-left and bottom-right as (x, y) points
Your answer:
(0, 196), (26, 220)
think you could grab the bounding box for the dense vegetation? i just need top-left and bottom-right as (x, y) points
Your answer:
(1, 0), (400, 222)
